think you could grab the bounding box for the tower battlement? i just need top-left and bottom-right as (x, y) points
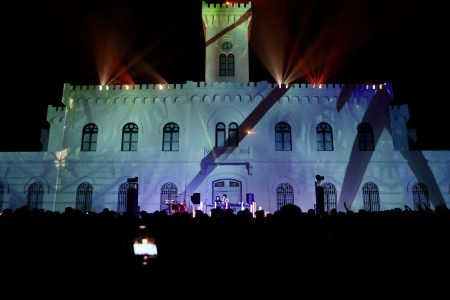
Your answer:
(62, 82), (392, 108)
(47, 105), (65, 123)
(202, 1), (251, 10)
(389, 103), (413, 150)
(63, 82), (392, 93)
(202, 1), (252, 83)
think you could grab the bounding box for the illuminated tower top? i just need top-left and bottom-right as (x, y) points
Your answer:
(202, 1), (252, 83)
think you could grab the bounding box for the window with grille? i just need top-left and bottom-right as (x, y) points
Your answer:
(323, 182), (337, 212)
(358, 122), (374, 151)
(362, 182), (380, 212)
(317, 122), (334, 151)
(219, 54), (227, 76)
(163, 122), (179, 151)
(276, 182), (294, 210)
(275, 122), (292, 151)
(27, 182), (44, 210)
(412, 182), (429, 210)
(229, 181), (240, 187)
(81, 123), (98, 151)
(117, 182), (131, 214)
(160, 182), (178, 210)
(227, 54), (235, 76)
(122, 123), (138, 151)
(219, 53), (235, 76)
(215, 181), (225, 187)
(76, 182), (93, 213)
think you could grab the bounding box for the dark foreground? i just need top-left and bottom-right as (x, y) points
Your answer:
(1, 205), (449, 297)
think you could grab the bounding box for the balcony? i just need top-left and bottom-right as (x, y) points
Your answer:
(203, 146), (250, 159)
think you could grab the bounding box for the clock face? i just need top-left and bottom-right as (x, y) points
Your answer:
(221, 41), (233, 51)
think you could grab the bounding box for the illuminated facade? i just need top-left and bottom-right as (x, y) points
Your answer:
(0, 1), (448, 213)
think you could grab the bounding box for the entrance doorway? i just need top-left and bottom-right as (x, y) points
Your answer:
(212, 179), (242, 205)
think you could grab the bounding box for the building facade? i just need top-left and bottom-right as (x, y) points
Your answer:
(0, 2), (448, 213)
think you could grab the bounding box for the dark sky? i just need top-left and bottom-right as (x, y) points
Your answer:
(2, 0), (448, 151)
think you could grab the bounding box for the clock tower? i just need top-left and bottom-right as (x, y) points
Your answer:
(202, 1), (252, 83)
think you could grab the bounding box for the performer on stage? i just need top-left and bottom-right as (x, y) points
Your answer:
(222, 194), (229, 209)
(214, 195), (222, 209)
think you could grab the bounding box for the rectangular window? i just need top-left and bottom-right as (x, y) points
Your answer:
(163, 142), (171, 151)
(359, 133), (374, 151)
(229, 132), (237, 147)
(163, 133), (171, 151)
(172, 132), (179, 151)
(358, 135), (365, 150)
(229, 181), (240, 187)
(217, 131), (226, 147)
(317, 142), (324, 151)
(275, 142), (283, 151)
(227, 54), (234, 76)
(275, 132), (283, 151)
(219, 55), (227, 76)
(82, 142), (89, 151)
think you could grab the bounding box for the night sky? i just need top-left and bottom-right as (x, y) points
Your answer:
(2, 0), (448, 151)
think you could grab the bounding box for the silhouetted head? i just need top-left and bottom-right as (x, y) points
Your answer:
(278, 204), (302, 218)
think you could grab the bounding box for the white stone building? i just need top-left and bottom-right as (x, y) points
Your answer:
(0, 1), (448, 213)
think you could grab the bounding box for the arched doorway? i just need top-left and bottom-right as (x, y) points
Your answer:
(212, 179), (242, 205)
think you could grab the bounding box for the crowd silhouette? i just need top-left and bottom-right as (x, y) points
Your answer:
(1, 204), (449, 297)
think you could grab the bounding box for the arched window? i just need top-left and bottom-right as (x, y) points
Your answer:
(412, 182), (429, 210)
(218, 53), (235, 76)
(215, 122), (239, 147)
(358, 122), (374, 151)
(81, 123), (98, 151)
(275, 122), (292, 151)
(317, 122), (334, 151)
(323, 182), (337, 212)
(76, 182), (93, 213)
(160, 182), (178, 210)
(0, 182), (4, 211)
(163, 122), (179, 151)
(219, 54), (227, 76)
(27, 182), (44, 210)
(276, 183), (294, 210)
(362, 182), (380, 212)
(228, 122), (238, 147)
(121, 123), (138, 151)
(117, 182), (131, 214)
(227, 54), (235, 76)
(216, 123), (226, 147)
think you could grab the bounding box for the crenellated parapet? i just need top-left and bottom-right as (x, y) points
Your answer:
(47, 105), (66, 123)
(202, 1), (251, 10)
(61, 81), (393, 108)
(389, 104), (410, 121)
(389, 103), (414, 150)
(202, 1), (252, 27)
(62, 81), (392, 92)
